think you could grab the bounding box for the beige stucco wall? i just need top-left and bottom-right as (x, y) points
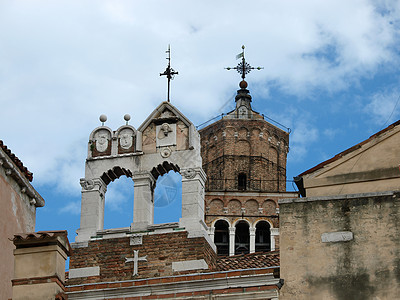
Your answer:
(279, 191), (400, 300)
(303, 125), (400, 197)
(0, 167), (36, 300)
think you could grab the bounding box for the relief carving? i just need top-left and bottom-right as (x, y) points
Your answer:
(94, 130), (110, 152)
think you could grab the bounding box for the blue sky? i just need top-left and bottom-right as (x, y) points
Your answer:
(1, 0), (400, 242)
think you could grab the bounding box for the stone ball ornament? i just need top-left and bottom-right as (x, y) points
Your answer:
(124, 114), (131, 122)
(99, 114), (107, 123)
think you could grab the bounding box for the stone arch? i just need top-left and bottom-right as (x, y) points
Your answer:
(227, 199), (242, 215)
(238, 127), (249, 139)
(244, 199), (259, 215)
(232, 217), (251, 227)
(100, 166), (133, 185)
(150, 161), (180, 181)
(76, 101), (208, 245)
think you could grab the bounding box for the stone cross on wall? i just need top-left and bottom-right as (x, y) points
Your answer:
(125, 250), (147, 276)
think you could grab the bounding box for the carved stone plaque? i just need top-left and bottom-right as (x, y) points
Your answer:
(156, 123), (176, 147)
(94, 129), (111, 152)
(321, 231), (353, 243)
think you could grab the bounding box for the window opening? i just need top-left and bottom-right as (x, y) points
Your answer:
(238, 173), (247, 190)
(214, 220), (229, 255)
(104, 176), (134, 229)
(153, 170), (182, 224)
(255, 221), (271, 252)
(235, 221), (250, 255)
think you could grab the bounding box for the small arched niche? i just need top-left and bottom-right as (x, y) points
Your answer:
(214, 220), (229, 256)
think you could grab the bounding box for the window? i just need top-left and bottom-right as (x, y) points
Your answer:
(255, 221), (271, 252)
(238, 173), (247, 190)
(235, 221), (250, 255)
(214, 220), (229, 255)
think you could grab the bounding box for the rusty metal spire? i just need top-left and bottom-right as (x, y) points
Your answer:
(225, 45), (263, 81)
(160, 45), (178, 102)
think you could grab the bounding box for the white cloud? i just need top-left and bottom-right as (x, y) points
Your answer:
(59, 201), (81, 215)
(365, 88), (400, 124)
(0, 0), (399, 195)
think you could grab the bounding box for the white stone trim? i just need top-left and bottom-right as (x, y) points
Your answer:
(172, 259), (208, 272)
(66, 271), (280, 300)
(69, 266), (100, 279)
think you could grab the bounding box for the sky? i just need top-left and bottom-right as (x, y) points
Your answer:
(1, 0), (400, 242)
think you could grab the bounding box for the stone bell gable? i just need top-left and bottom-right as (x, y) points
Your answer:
(75, 101), (210, 245)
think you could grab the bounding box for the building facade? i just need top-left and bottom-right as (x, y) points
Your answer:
(0, 140), (44, 300)
(200, 80), (297, 257)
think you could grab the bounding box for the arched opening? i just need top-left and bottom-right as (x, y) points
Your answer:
(214, 220), (229, 256)
(104, 176), (134, 229)
(238, 173), (247, 190)
(153, 170), (182, 224)
(255, 221), (271, 252)
(235, 221), (250, 255)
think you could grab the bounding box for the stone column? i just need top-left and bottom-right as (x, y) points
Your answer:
(229, 227), (236, 256)
(131, 172), (155, 231)
(12, 231), (71, 300)
(271, 228), (279, 251)
(249, 227), (256, 253)
(209, 227), (215, 241)
(76, 178), (107, 243)
(179, 168), (207, 234)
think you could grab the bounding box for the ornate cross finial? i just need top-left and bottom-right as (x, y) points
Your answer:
(160, 45), (178, 102)
(225, 45), (263, 80)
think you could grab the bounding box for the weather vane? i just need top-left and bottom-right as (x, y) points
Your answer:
(160, 45), (178, 102)
(225, 45), (263, 80)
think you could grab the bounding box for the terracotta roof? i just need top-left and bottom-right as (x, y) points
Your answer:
(12, 230), (69, 242)
(12, 230), (72, 255)
(298, 119), (400, 177)
(0, 140), (33, 182)
(217, 251), (279, 271)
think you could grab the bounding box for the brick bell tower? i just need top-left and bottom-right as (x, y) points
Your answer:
(199, 46), (298, 256)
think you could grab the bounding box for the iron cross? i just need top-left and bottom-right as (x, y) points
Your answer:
(225, 45), (263, 80)
(160, 45), (178, 102)
(125, 250), (147, 276)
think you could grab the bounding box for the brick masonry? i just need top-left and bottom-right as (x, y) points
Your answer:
(67, 231), (217, 286)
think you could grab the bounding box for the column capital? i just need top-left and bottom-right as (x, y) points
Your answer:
(271, 228), (279, 236)
(229, 227), (236, 234)
(132, 171), (156, 183)
(181, 167), (206, 183)
(249, 227), (256, 235)
(80, 178), (107, 193)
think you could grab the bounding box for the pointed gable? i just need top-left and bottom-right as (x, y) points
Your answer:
(296, 120), (400, 197)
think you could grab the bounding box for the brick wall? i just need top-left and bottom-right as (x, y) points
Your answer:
(199, 118), (289, 193)
(67, 231), (217, 286)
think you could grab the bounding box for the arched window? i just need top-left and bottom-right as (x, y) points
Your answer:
(255, 221), (271, 252)
(235, 221), (250, 255)
(214, 220), (229, 255)
(238, 173), (247, 190)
